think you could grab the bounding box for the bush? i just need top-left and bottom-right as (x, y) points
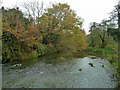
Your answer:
(46, 46), (57, 55)
(2, 31), (40, 63)
(37, 44), (47, 56)
(2, 42), (22, 63)
(20, 49), (38, 60)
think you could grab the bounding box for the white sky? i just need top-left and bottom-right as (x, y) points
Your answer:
(1, 0), (118, 34)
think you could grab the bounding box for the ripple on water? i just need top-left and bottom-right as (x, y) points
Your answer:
(2, 57), (117, 88)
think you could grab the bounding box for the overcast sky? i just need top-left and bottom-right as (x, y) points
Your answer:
(1, 0), (118, 34)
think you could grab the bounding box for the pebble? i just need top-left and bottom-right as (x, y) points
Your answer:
(40, 72), (43, 74)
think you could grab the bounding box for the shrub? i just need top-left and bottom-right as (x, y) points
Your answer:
(37, 44), (47, 56)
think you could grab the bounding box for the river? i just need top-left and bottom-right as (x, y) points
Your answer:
(2, 56), (117, 88)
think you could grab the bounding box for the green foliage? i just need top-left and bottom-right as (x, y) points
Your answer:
(2, 31), (22, 62)
(2, 41), (22, 62)
(107, 28), (118, 41)
(20, 49), (38, 60)
(37, 44), (47, 56)
(86, 29), (116, 48)
(2, 31), (39, 63)
(56, 29), (87, 56)
(87, 20), (117, 48)
(46, 46), (57, 55)
(86, 45), (118, 58)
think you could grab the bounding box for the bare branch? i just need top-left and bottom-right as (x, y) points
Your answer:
(22, 1), (44, 25)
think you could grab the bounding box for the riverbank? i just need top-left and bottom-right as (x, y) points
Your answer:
(74, 45), (119, 88)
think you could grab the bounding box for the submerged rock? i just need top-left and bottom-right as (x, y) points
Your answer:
(12, 64), (22, 68)
(101, 64), (105, 68)
(40, 72), (43, 74)
(88, 63), (94, 67)
(79, 68), (82, 71)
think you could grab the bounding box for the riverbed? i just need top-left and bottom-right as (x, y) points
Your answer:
(2, 56), (117, 88)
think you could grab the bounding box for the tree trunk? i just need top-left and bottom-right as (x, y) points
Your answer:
(99, 34), (106, 48)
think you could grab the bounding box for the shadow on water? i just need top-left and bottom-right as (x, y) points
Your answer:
(2, 55), (117, 88)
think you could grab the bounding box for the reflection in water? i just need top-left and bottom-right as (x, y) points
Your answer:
(2, 56), (117, 88)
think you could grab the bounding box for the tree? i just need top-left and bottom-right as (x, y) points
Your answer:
(38, 3), (86, 55)
(22, 1), (44, 25)
(89, 22), (98, 47)
(108, 1), (120, 76)
(87, 21), (116, 48)
(2, 7), (42, 62)
(2, 7), (30, 30)
(57, 28), (86, 55)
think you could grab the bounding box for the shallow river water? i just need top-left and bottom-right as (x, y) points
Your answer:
(2, 56), (117, 88)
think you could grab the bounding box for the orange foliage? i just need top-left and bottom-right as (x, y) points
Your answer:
(8, 19), (42, 48)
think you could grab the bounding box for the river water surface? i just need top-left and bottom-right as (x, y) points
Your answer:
(2, 56), (117, 88)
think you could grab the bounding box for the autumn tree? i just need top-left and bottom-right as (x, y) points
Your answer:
(38, 3), (87, 55)
(2, 7), (42, 62)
